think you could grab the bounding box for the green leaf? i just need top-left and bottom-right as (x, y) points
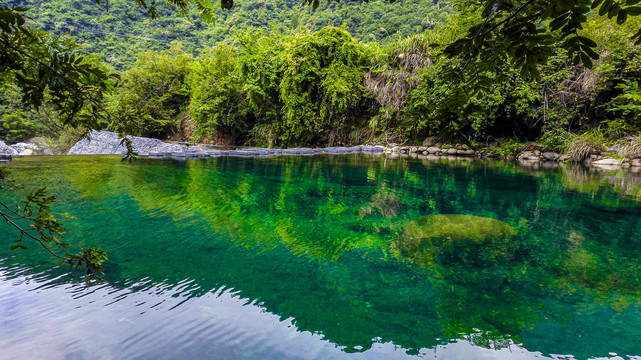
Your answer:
(600, 0), (614, 15)
(582, 45), (600, 59)
(626, 6), (641, 15)
(580, 52), (594, 68)
(577, 36), (598, 48)
(617, 9), (628, 24)
(608, 3), (621, 18)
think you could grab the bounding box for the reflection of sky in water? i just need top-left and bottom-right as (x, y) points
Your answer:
(3, 269), (622, 360)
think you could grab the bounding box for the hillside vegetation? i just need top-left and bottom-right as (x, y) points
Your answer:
(10, 0), (452, 69)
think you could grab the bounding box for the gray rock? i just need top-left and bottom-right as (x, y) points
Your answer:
(631, 158), (641, 167)
(0, 141), (18, 156)
(67, 130), (190, 156)
(446, 148), (458, 155)
(520, 151), (534, 159)
(19, 148), (34, 156)
(10, 142), (40, 154)
(323, 147), (350, 154)
(518, 150), (541, 161)
(426, 146), (440, 154)
(360, 146), (384, 153)
(422, 139), (434, 147)
(542, 152), (560, 161)
(592, 158), (621, 166)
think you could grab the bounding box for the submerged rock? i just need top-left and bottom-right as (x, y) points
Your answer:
(67, 130), (190, 156)
(398, 214), (518, 266)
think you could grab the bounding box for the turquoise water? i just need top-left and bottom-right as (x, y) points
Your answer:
(1, 155), (641, 359)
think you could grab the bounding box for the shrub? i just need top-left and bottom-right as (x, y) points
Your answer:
(108, 42), (193, 138)
(187, 45), (247, 142)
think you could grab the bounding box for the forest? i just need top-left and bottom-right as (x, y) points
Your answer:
(1, 0), (641, 159)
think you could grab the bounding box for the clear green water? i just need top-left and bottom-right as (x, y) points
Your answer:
(2, 155), (641, 359)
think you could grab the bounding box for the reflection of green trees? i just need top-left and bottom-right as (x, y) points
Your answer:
(3, 155), (641, 357)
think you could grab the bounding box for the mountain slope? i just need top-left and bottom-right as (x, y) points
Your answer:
(10, 0), (453, 69)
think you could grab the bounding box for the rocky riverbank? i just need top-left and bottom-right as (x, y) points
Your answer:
(63, 131), (385, 158)
(2, 131), (641, 170)
(384, 143), (641, 169)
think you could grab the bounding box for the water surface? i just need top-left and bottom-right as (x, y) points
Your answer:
(1, 155), (641, 359)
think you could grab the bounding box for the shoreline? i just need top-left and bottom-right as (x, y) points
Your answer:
(3, 146), (639, 172)
(3, 130), (641, 170)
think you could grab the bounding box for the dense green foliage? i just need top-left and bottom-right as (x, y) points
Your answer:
(2, 0), (641, 150)
(406, 13), (641, 143)
(403, 0), (641, 144)
(12, 0), (451, 69)
(106, 13), (637, 148)
(185, 27), (376, 146)
(107, 42), (194, 138)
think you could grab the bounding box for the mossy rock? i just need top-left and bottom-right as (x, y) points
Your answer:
(398, 214), (518, 266)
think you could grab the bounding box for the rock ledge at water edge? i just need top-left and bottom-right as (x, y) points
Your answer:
(67, 130), (189, 156)
(67, 130), (385, 158)
(0, 140), (17, 160)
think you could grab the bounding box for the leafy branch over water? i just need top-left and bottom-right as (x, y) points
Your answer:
(0, 168), (107, 280)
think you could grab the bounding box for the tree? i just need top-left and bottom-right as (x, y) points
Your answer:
(399, 0), (641, 141)
(0, 1), (120, 278)
(108, 42), (194, 138)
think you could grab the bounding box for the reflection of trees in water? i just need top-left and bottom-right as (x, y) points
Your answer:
(2, 155), (641, 357)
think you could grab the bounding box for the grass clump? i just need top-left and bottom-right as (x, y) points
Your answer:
(565, 130), (606, 162)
